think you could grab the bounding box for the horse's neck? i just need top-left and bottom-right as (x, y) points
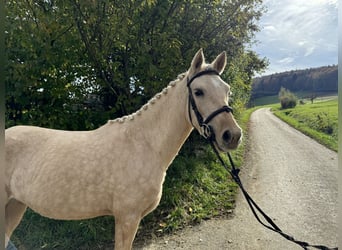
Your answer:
(104, 78), (193, 171)
(137, 79), (193, 169)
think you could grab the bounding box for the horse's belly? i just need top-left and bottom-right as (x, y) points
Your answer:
(12, 176), (114, 220)
(9, 154), (114, 219)
(23, 192), (113, 220)
(30, 204), (112, 220)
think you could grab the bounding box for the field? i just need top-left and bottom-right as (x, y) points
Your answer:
(251, 92), (338, 107)
(270, 98), (338, 151)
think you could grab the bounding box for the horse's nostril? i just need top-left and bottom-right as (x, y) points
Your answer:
(222, 130), (231, 143)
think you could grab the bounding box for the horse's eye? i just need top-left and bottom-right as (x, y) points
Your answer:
(194, 89), (204, 97)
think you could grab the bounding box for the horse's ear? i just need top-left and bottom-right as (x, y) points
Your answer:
(189, 48), (205, 76)
(211, 51), (227, 74)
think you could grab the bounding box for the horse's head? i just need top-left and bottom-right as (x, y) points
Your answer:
(186, 49), (242, 152)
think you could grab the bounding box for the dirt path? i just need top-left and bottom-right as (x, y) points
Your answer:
(134, 108), (338, 250)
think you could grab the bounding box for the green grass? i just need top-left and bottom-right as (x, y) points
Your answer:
(270, 98), (338, 151)
(12, 213), (115, 249)
(11, 110), (255, 250)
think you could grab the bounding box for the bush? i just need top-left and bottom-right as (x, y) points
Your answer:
(314, 112), (334, 135)
(280, 96), (297, 109)
(278, 87), (297, 109)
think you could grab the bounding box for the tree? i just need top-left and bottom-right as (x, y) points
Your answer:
(5, 0), (98, 129)
(310, 93), (317, 104)
(6, 0), (267, 130)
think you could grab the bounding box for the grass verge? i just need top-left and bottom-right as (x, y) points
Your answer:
(270, 98), (337, 152)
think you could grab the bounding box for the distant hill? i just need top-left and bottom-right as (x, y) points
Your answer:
(251, 65), (338, 100)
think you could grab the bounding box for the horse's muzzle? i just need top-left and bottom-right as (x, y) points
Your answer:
(219, 128), (242, 151)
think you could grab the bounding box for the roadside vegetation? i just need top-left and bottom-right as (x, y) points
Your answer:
(253, 93), (338, 152)
(271, 98), (338, 152)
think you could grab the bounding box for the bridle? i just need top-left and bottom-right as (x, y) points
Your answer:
(187, 69), (233, 140)
(186, 69), (337, 250)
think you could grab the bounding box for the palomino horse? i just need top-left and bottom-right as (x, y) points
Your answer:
(5, 49), (242, 249)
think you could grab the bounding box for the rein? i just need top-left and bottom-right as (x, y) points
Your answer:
(187, 70), (338, 250)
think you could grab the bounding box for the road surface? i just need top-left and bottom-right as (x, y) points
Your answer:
(134, 108), (338, 250)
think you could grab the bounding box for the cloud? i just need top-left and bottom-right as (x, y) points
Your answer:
(253, 0), (338, 75)
(303, 46), (315, 57)
(277, 57), (295, 64)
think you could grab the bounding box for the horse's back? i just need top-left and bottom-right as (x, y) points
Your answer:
(5, 125), (73, 171)
(5, 125), (97, 164)
(5, 126), (69, 192)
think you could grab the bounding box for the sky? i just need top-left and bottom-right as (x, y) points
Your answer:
(252, 0), (338, 76)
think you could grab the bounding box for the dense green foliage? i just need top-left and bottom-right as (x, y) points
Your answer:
(278, 87), (297, 109)
(6, 0), (267, 249)
(6, 0), (267, 129)
(272, 98), (338, 151)
(251, 65), (338, 100)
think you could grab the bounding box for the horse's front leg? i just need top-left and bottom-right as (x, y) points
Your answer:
(5, 199), (27, 248)
(114, 213), (141, 250)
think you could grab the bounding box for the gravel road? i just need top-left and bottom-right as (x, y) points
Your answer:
(134, 108), (338, 250)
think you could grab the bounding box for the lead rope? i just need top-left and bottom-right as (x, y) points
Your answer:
(186, 69), (337, 249)
(208, 140), (338, 250)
